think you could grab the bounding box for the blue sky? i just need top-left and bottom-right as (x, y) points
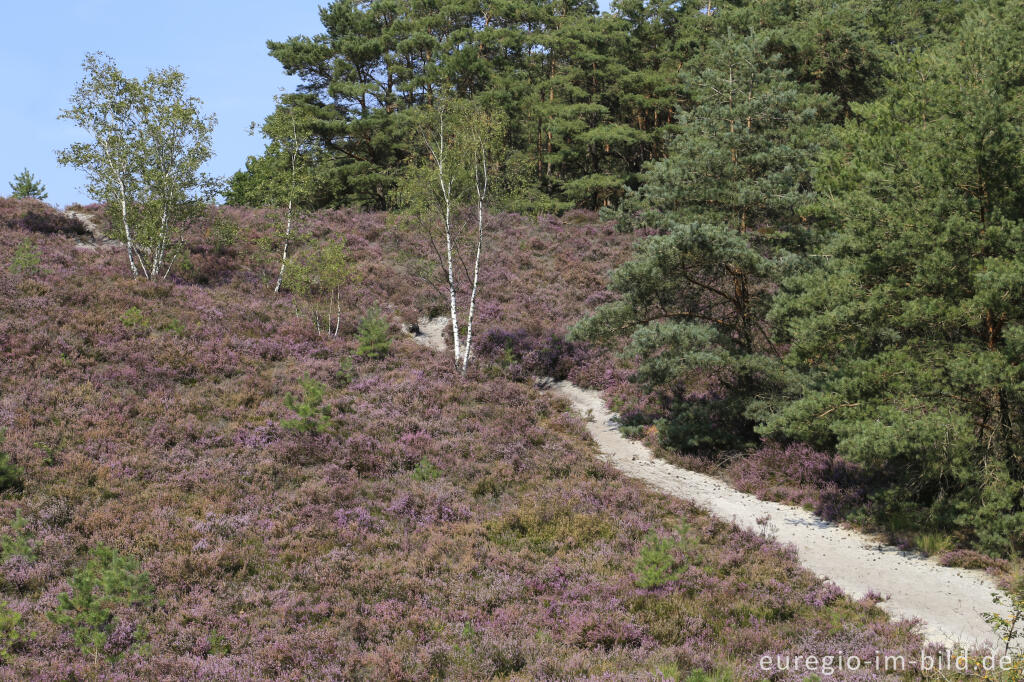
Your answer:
(2, 1), (613, 207)
(1, 2), (325, 207)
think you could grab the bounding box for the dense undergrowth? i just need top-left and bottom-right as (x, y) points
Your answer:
(0, 199), (930, 679)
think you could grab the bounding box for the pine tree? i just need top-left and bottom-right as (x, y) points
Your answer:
(355, 306), (391, 359)
(574, 32), (830, 451)
(8, 169), (47, 200)
(765, 4), (1024, 553)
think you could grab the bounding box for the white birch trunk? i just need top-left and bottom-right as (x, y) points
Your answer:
(334, 288), (342, 336)
(274, 199), (292, 293)
(461, 147), (488, 373)
(432, 113), (462, 367)
(116, 180), (143, 279)
(275, 116), (301, 294)
(151, 206), (168, 277)
(444, 197), (461, 366)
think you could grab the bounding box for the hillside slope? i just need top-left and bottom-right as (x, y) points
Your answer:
(0, 202), (926, 679)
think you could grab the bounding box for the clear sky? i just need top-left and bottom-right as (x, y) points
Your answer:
(0, 1), (325, 207)
(2, 1), (613, 208)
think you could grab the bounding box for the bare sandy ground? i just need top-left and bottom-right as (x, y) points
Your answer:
(64, 210), (120, 250)
(405, 316), (449, 353)
(410, 316), (1011, 647)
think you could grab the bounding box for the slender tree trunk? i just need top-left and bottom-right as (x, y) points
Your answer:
(276, 119), (301, 294)
(151, 206), (168, 277)
(431, 113), (462, 367)
(275, 199), (292, 293)
(117, 186), (141, 279)
(448, 193), (464, 364)
(334, 288), (342, 336)
(462, 204), (484, 373)
(462, 150), (488, 373)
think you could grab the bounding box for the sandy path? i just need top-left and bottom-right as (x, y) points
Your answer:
(405, 316), (449, 353)
(409, 317), (1009, 647)
(64, 210), (120, 250)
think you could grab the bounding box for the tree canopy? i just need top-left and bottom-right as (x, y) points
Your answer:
(764, 4), (1024, 553)
(229, 0), (891, 212)
(575, 0), (1024, 554)
(8, 169), (48, 201)
(57, 53), (217, 280)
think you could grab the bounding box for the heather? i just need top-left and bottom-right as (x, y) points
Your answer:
(0, 198), (87, 237)
(572, 2), (1024, 559)
(0, 209), (926, 679)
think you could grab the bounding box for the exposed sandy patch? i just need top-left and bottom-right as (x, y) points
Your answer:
(64, 210), (120, 250)
(410, 317), (1010, 647)
(404, 316), (448, 353)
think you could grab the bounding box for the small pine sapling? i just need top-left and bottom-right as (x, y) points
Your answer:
(0, 602), (23, 662)
(634, 524), (691, 589)
(0, 454), (23, 495)
(1, 512), (35, 561)
(48, 544), (153, 663)
(282, 378), (332, 434)
(355, 306), (391, 359)
(8, 240), (41, 277)
(8, 169), (47, 200)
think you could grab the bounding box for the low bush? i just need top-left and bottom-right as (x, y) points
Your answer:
(49, 545), (152, 663)
(9, 239), (41, 276)
(355, 306), (390, 359)
(282, 378), (332, 434)
(0, 454), (23, 494)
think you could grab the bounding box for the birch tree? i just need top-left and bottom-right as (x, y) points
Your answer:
(394, 98), (505, 373)
(282, 241), (355, 337)
(238, 94), (319, 292)
(57, 53), (217, 280)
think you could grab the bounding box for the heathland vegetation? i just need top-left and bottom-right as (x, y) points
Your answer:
(2, 0), (1024, 677)
(231, 0), (1024, 557)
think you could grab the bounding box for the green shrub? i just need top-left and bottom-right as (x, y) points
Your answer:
(333, 357), (356, 388)
(49, 544), (153, 663)
(282, 378), (331, 434)
(355, 306), (391, 359)
(120, 306), (148, 330)
(1, 512), (35, 561)
(8, 239), (41, 277)
(158, 317), (187, 337)
(411, 457), (442, 481)
(0, 447), (23, 494)
(0, 456), (23, 495)
(0, 602), (23, 662)
(206, 628), (230, 655)
(635, 524), (691, 589)
(204, 214), (240, 253)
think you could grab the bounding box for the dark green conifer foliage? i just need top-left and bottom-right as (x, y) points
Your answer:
(282, 379), (332, 434)
(356, 306), (391, 359)
(765, 4), (1024, 553)
(49, 545), (153, 663)
(8, 169), (47, 200)
(575, 33), (828, 451)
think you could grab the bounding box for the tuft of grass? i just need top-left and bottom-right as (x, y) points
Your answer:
(635, 524), (691, 589)
(915, 531), (954, 556)
(410, 457), (442, 481)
